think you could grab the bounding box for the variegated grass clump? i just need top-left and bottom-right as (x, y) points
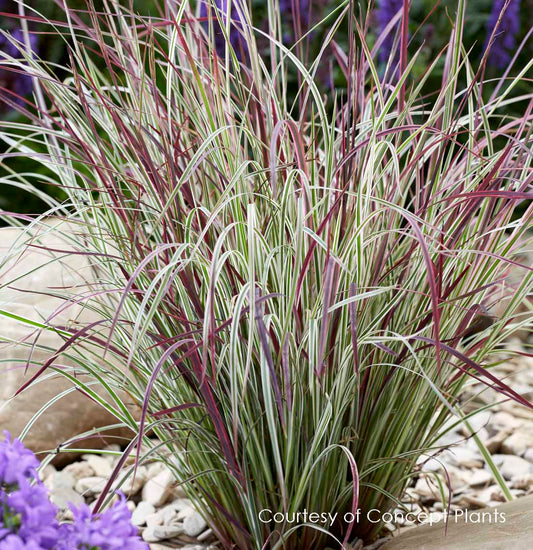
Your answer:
(1, 1), (532, 548)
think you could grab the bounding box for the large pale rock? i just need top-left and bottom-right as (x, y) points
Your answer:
(382, 494), (533, 549)
(0, 220), (136, 463)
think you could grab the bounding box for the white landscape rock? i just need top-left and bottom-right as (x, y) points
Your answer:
(182, 512), (208, 537)
(75, 476), (107, 496)
(50, 488), (85, 510)
(142, 525), (184, 543)
(83, 454), (113, 477)
(446, 447), (483, 469)
(467, 469), (492, 488)
(115, 466), (147, 497)
(0, 221), (137, 461)
(62, 461), (96, 481)
(44, 471), (75, 492)
(490, 454), (533, 480)
(142, 467), (178, 507)
(501, 431), (533, 457)
(132, 501), (156, 527)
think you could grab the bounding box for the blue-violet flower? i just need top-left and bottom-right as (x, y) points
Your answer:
(483, 0), (521, 69)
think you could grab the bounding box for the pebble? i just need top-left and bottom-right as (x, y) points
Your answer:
(510, 474), (533, 490)
(197, 529), (214, 542)
(467, 469), (492, 487)
(491, 454), (533, 480)
(413, 477), (438, 499)
(83, 454), (113, 477)
(116, 466), (147, 496)
(182, 512), (207, 537)
(45, 471), (75, 492)
(143, 525), (184, 543)
(142, 467), (176, 507)
(75, 476), (106, 496)
(446, 447), (483, 469)
(63, 461), (96, 481)
(484, 430), (510, 453)
(132, 501), (155, 527)
(50, 488), (85, 509)
(501, 431), (533, 457)
(38, 464), (56, 482)
(492, 411), (523, 431)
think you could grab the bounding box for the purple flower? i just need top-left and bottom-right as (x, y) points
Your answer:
(0, 433), (39, 487)
(56, 495), (148, 550)
(0, 434), (59, 549)
(484, 0), (521, 69)
(0, 433), (145, 550)
(199, 0), (249, 61)
(377, 0), (403, 64)
(279, 0), (311, 27)
(0, 27), (38, 106)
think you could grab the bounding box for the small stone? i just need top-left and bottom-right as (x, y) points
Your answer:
(510, 474), (533, 490)
(197, 529), (214, 542)
(132, 501), (156, 527)
(413, 477), (437, 499)
(491, 454), (533, 480)
(104, 443), (122, 453)
(468, 469), (492, 487)
(50, 488), (85, 510)
(182, 512), (207, 537)
(146, 462), (165, 479)
(485, 430), (510, 453)
(447, 447), (483, 469)
(161, 505), (180, 525)
(501, 432), (533, 457)
(63, 461), (95, 481)
(459, 411), (492, 436)
(75, 476), (106, 496)
(142, 468), (175, 507)
(525, 448), (533, 464)
(454, 494), (486, 509)
(117, 467), (147, 496)
(142, 525), (184, 542)
(169, 497), (194, 512)
(146, 511), (164, 528)
(177, 506), (196, 521)
(38, 464), (56, 482)
(44, 471), (75, 492)
(416, 455), (442, 473)
(477, 485), (505, 503)
(492, 411), (523, 430)
(84, 454), (113, 477)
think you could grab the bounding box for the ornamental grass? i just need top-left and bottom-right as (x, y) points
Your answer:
(1, 1), (532, 548)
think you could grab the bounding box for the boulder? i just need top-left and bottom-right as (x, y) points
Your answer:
(0, 220), (136, 464)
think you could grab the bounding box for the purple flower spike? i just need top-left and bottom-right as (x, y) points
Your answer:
(279, 0), (311, 27)
(484, 0), (521, 69)
(0, 433), (59, 549)
(199, 0), (249, 61)
(377, 0), (403, 64)
(57, 495), (148, 550)
(0, 28), (38, 105)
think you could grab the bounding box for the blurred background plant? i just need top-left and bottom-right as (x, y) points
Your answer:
(1, 0), (532, 216)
